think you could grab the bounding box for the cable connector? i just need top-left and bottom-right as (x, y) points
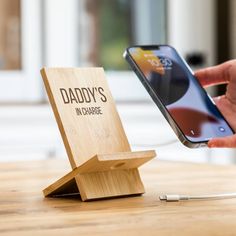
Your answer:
(159, 193), (236, 202)
(159, 194), (189, 202)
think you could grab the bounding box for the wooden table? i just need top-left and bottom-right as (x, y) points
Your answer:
(1, 158), (236, 236)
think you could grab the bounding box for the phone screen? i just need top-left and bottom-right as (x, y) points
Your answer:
(128, 46), (234, 143)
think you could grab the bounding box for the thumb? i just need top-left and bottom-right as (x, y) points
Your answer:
(208, 134), (236, 148)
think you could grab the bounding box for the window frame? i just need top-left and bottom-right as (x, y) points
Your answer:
(0, 0), (43, 102)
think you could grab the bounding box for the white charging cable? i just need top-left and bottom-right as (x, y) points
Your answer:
(159, 192), (236, 202)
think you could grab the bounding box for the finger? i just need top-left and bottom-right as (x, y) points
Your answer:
(208, 134), (236, 148)
(194, 60), (236, 87)
(226, 63), (236, 104)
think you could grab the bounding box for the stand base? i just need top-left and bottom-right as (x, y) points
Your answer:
(43, 150), (156, 201)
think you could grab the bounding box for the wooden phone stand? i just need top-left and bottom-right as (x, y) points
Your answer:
(41, 68), (156, 201)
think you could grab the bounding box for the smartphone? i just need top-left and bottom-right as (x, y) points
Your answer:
(123, 45), (234, 148)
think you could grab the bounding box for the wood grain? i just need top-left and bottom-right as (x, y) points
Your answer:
(1, 159), (236, 235)
(41, 68), (131, 168)
(40, 68), (156, 200)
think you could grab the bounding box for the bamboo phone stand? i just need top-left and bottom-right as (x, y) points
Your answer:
(41, 68), (156, 201)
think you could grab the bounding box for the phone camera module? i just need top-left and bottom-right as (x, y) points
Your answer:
(218, 127), (225, 132)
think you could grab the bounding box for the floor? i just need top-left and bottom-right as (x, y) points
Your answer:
(0, 103), (235, 164)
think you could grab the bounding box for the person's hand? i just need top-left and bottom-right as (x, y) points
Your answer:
(195, 60), (236, 148)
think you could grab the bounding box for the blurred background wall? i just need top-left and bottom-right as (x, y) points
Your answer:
(0, 0), (235, 163)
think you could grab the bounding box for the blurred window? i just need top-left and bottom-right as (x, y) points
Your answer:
(79, 0), (166, 71)
(0, 0), (42, 102)
(76, 0), (166, 101)
(0, 0), (166, 102)
(0, 0), (21, 70)
(84, 0), (132, 70)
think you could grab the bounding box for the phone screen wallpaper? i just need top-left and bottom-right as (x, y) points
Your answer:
(129, 47), (233, 142)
